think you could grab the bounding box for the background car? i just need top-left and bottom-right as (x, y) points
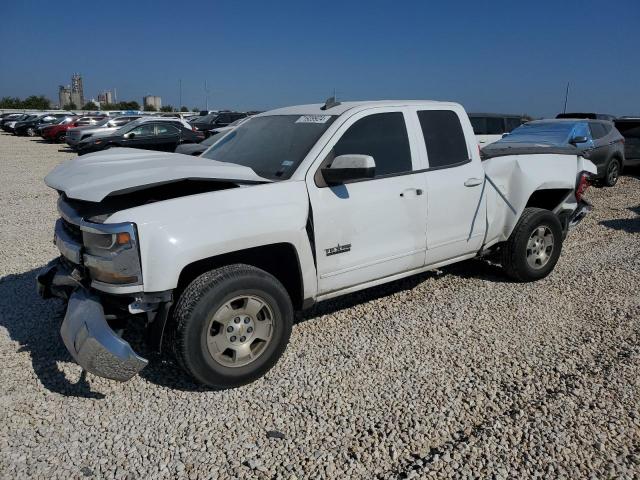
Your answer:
(2, 114), (35, 133)
(14, 113), (72, 136)
(76, 118), (203, 154)
(65, 115), (141, 148)
(469, 113), (526, 147)
(614, 118), (640, 167)
(40, 116), (83, 142)
(190, 111), (248, 136)
(483, 119), (625, 186)
(556, 112), (617, 121)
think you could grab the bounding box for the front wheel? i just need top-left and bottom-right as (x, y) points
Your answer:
(500, 207), (563, 282)
(27, 127), (36, 137)
(172, 264), (293, 388)
(603, 157), (621, 187)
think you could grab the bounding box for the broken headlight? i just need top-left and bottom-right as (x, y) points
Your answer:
(81, 223), (142, 287)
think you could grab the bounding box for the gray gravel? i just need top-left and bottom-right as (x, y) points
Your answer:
(0, 132), (639, 479)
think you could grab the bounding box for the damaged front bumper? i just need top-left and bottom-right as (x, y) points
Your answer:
(37, 260), (148, 382)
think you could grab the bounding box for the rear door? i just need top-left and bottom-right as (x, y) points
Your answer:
(154, 123), (182, 151)
(307, 108), (429, 294)
(411, 108), (487, 265)
(588, 121), (610, 170)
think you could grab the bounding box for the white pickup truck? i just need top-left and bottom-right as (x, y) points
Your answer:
(38, 99), (596, 388)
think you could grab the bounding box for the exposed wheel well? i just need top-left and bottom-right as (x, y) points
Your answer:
(525, 188), (572, 211)
(176, 243), (304, 310)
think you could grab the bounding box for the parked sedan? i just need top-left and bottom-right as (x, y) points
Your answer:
(14, 113), (72, 136)
(2, 114), (34, 133)
(65, 115), (141, 148)
(40, 116), (81, 142)
(482, 119), (625, 186)
(190, 111), (247, 136)
(76, 119), (203, 154)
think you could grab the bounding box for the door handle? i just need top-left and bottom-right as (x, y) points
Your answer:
(400, 188), (423, 197)
(464, 178), (483, 187)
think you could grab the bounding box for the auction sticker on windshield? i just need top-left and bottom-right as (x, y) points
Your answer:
(296, 115), (332, 124)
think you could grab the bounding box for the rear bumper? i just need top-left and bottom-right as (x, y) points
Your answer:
(36, 260), (148, 382)
(568, 199), (592, 228)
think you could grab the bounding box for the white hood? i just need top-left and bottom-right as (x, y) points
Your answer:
(45, 148), (271, 202)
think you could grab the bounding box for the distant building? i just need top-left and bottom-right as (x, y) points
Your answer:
(58, 85), (71, 107)
(143, 95), (162, 110)
(97, 90), (113, 104)
(71, 73), (84, 107)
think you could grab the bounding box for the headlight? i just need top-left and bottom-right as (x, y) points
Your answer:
(81, 223), (142, 287)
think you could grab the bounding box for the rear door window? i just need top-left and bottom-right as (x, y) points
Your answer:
(333, 112), (412, 176)
(589, 122), (607, 139)
(417, 110), (469, 169)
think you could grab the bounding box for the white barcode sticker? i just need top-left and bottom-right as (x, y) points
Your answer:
(296, 115), (331, 124)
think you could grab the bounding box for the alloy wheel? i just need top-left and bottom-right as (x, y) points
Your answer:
(206, 295), (274, 368)
(526, 226), (554, 269)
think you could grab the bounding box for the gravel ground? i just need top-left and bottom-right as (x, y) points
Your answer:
(0, 132), (639, 479)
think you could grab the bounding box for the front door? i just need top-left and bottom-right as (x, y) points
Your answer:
(307, 108), (428, 295)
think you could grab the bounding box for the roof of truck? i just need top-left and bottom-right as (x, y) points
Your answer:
(259, 100), (460, 116)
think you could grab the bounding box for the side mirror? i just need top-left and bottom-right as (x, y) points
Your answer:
(570, 135), (588, 145)
(321, 154), (376, 185)
(126, 132), (136, 139)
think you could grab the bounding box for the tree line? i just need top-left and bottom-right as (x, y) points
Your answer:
(1, 96), (197, 113)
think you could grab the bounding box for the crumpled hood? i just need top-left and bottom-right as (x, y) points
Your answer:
(45, 148), (270, 202)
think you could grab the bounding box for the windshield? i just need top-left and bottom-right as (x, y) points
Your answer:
(201, 131), (225, 147)
(499, 122), (585, 145)
(201, 114), (336, 180)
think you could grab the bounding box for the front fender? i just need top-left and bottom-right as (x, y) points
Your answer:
(106, 181), (318, 299)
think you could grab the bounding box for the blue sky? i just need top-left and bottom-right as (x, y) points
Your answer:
(1, 0), (638, 116)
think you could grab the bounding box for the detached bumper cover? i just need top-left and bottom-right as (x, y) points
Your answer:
(37, 260), (148, 382)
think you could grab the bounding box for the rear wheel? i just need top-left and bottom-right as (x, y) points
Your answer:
(172, 264), (293, 388)
(27, 127), (36, 137)
(56, 132), (66, 143)
(603, 157), (621, 187)
(501, 207), (563, 282)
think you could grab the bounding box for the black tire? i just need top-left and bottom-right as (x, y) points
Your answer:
(603, 157), (621, 187)
(56, 133), (65, 143)
(172, 264), (293, 388)
(500, 207), (563, 282)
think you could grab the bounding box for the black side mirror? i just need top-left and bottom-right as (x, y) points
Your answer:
(321, 155), (376, 185)
(126, 132), (136, 139)
(570, 136), (588, 145)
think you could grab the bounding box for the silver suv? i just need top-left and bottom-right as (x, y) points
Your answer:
(66, 116), (141, 148)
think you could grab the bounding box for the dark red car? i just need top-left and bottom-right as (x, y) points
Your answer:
(41, 116), (106, 143)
